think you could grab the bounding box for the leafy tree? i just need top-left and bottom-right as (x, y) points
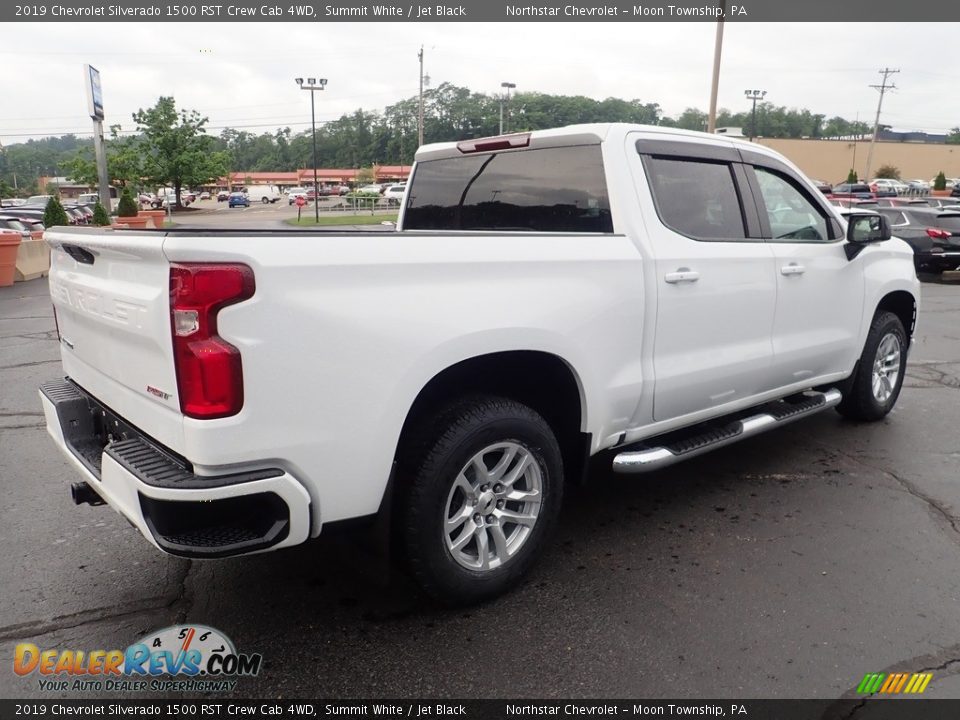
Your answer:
(116, 186), (139, 217)
(934, 172), (947, 191)
(356, 167), (376, 185)
(133, 97), (229, 209)
(947, 128), (960, 145)
(875, 165), (900, 180)
(847, 169), (859, 183)
(43, 197), (69, 227)
(92, 201), (110, 226)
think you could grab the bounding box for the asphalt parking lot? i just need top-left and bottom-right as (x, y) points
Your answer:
(1, 269), (959, 700)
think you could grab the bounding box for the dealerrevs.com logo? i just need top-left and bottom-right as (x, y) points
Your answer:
(13, 625), (262, 693)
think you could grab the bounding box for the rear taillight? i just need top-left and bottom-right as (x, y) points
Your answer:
(169, 263), (255, 419)
(926, 228), (951, 240)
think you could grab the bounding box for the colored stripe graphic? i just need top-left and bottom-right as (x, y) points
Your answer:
(857, 672), (932, 694)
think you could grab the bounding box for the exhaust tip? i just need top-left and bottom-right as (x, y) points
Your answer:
(71, 482), (105, 506)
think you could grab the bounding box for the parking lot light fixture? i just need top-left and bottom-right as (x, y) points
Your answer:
(745, 89), (767, 141)
(296, 77), (328, 222)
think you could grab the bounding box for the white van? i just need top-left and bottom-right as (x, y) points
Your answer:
(246, 184), (281, 204)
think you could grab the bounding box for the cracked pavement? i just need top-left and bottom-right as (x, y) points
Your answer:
(1, 276), (959, 700)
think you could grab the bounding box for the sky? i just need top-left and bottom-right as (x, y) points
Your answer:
(0, 21), (955, 145)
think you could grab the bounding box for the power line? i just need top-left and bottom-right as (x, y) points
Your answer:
(863, 67), (899, 181)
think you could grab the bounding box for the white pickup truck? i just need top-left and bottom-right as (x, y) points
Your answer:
(40, 124), (919, 605)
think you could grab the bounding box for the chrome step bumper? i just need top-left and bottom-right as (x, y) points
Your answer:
(612, 388), (842, 474)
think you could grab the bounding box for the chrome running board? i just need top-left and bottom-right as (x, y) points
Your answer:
(612, 388), (842, 474)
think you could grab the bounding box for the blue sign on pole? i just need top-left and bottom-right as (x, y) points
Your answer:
(85, 64), (104, 120)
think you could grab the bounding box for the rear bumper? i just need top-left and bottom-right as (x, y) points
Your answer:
(39, 379), (312, 558)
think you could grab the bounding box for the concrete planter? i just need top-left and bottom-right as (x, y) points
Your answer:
(930, 190), (952, 197)
(0, 231), (23, 287)
(15, 237), (50, 282)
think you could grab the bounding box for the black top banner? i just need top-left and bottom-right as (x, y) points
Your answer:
(5, 0), (959, 22)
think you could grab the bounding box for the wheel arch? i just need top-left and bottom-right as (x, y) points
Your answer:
(394, 350), (590, 486)
(876, 289), (917, 340)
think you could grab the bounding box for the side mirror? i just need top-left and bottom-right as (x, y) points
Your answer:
(845, 213), (891, 260)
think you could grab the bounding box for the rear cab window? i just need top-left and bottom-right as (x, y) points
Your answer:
(404, 144), (612, 233)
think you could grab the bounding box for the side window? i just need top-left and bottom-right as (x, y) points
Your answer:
(753, 167), (831, 243)
(404, 145), (612, 233)
(644, 157), (747, 240)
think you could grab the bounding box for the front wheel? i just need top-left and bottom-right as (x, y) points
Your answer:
(399, 396), (563, 605)
(836, 311), (907, 421)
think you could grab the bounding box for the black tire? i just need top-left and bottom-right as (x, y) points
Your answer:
(399, 396), (563, 606)
(836, 311), (908, 421)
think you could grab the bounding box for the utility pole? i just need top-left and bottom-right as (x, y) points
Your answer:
(706, 0), (727, 133)
(418, 46), (424, 147)
(863, 67), (899, 183)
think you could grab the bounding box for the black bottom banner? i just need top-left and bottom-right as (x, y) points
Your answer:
(3, 700), (960, 720)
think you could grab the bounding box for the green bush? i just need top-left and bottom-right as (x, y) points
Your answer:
(43, 197), (69, 227)
(846, 169), (858, 183)
(92, 201), (110, 226)
(934, 171), (947, 191)
(117, 187), (139, 217)
(875, 164), (900, 180)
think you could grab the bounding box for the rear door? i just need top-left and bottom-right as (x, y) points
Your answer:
(635, 139), (779, 422)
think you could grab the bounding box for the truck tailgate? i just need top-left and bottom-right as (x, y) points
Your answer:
(45, 228), (184, 452)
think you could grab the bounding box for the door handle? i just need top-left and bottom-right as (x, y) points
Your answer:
(664, 269), (700, 284)
(780, 263), (806, 276)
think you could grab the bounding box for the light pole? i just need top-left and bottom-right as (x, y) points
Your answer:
(744, 89), (767, 141)
(295, 77), (327, 223)
(499, 82), (516, 134)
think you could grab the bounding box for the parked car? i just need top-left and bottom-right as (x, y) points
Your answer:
(383, 183), (407, 205)
(876, 206), (960, 272)
(288, 190), (308, 205)
(905, 179), (931, 194)
(952, 184), (960, 198)
(810, 180), (832, 195)
(200, 191), (211, 200)
(0, 198), (26, 208)
(922, 197), (960, 209)
(358, 184), (384, 195)
(217, 191), (229, 202)
(39, 124), (919, 605)
(228, 191), (250, 208)
(868, 179), (903, 197)
(26, 194), (54, 206)
(831, 183), (876, 200)
(0, 215), (42, 240)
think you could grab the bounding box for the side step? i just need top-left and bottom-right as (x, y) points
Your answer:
(612, 388), (842, 474)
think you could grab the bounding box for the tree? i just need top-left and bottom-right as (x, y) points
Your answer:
(133, 97), (229, 209)
(947, 128), (960, 145)
(116, 187), (139, 218)
(934, 172), (947, 191)
(43, 197), (69, 227)
(92, 201), (110, 226)
(875, 164), (900, 179)
(847, 169), (859, 183)
(62, 126), (143, 190)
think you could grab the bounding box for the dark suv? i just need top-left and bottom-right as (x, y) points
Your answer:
(831, 183), (875, 200)
(877, 206), (960, 272)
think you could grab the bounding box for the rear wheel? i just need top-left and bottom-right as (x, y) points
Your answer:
(836, 311), (907, 421)
(399, 396), (563, 605)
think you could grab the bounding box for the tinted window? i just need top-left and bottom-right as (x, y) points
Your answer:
(753, 167), (830, 242)
(935, 215), (960, 231)
(404, 145), (612, 233)
(644, 157), (746, 240)
(881, 210), (909, 226)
